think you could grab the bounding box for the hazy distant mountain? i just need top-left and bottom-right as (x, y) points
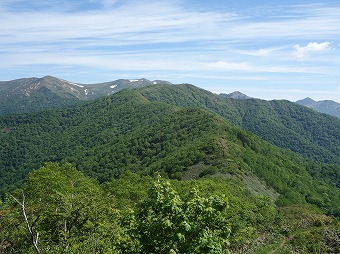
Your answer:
(219, 91), (251, 99)
(296, 97), (340, 118)
(0, 76), (170, 115)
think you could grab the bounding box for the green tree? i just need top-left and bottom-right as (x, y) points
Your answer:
(135, 177), (230, 254)
(6, 162), (122, 253)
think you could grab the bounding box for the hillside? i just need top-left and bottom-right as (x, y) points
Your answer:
(2, 76), (338, 167)
(1, 85), (340, 253)
(2, 163), (339, 253)
(296, 97), (340, 118)
(0, 76), (168, 115)
(1, 88), (340, 217)
(137, 84), (340, 165)
(0, 76), (81, 115)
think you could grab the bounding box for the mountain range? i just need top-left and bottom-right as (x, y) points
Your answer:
(296, 97), (340, 118)
(1, 76), (339, 167)
(1, 83), (339, 207)
(1, 75), (339, 119)
(0, 76), (170, 115)
(1, 76), (340, 252)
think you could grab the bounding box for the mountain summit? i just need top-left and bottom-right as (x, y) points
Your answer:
(219, 91), (251, 99)
(296, 97), (340, 118)
(0, 76), (170, 115)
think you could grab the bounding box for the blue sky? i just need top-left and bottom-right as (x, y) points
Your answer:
(1, 0), (340, 102)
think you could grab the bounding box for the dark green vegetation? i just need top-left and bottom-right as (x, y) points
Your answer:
(1, 87), (340, 214)
(138, 84), (340, 165)
(1, 83), (340, 253)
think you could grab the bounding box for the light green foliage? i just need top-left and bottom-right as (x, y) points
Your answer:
(135, 177), (230, 254)
(103, 171), (153, 209)
(1, 165), (340, 253)
(2, 163), (122, 253)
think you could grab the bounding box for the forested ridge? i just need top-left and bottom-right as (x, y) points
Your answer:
(139, 84), (340, 165)
(1, 85), (340, 253)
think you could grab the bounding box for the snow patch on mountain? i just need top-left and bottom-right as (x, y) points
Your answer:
(70, 82), (84, 88)
(59, 78), (84, 88)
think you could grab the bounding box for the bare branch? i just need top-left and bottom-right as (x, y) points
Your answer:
(10, 192), (41, 254)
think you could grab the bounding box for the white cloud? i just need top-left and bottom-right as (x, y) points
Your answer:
(293, 42), (332, 59)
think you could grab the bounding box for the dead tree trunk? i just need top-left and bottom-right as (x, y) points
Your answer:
(10, 192), (41, 254)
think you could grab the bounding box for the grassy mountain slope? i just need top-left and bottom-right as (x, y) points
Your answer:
(137, 84), (340, 165)
(0, 87), (81, 116)
(0, 76), (87, 115)
(1, 88), (340, 216)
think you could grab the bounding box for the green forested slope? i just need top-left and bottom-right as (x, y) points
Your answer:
(1, 88), (340, 217)
(139, 84), (242, 126)
(138, 84), (340, 165)
(230, 98), (340, 164)
(1, 86), (340, 253)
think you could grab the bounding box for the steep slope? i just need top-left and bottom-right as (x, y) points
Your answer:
(138, 84), (340, 165)
(296, 97), (340, 118)
(1, 88), (340, 216)
(0, 76), (169, 115)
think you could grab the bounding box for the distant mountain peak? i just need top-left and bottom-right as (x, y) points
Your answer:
(0, 76), (172, 115)
(296, 97), (340, 118)
(219, 91), (251, 100)
(296, 97), (316, 105)
(152, 80), (172, 85)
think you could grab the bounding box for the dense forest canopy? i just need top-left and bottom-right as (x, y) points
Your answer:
(139, 84), (340, 165)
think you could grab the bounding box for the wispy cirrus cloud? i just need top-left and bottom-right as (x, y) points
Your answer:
(1, 2), (339, 49)
(1, 1), (340, 102)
